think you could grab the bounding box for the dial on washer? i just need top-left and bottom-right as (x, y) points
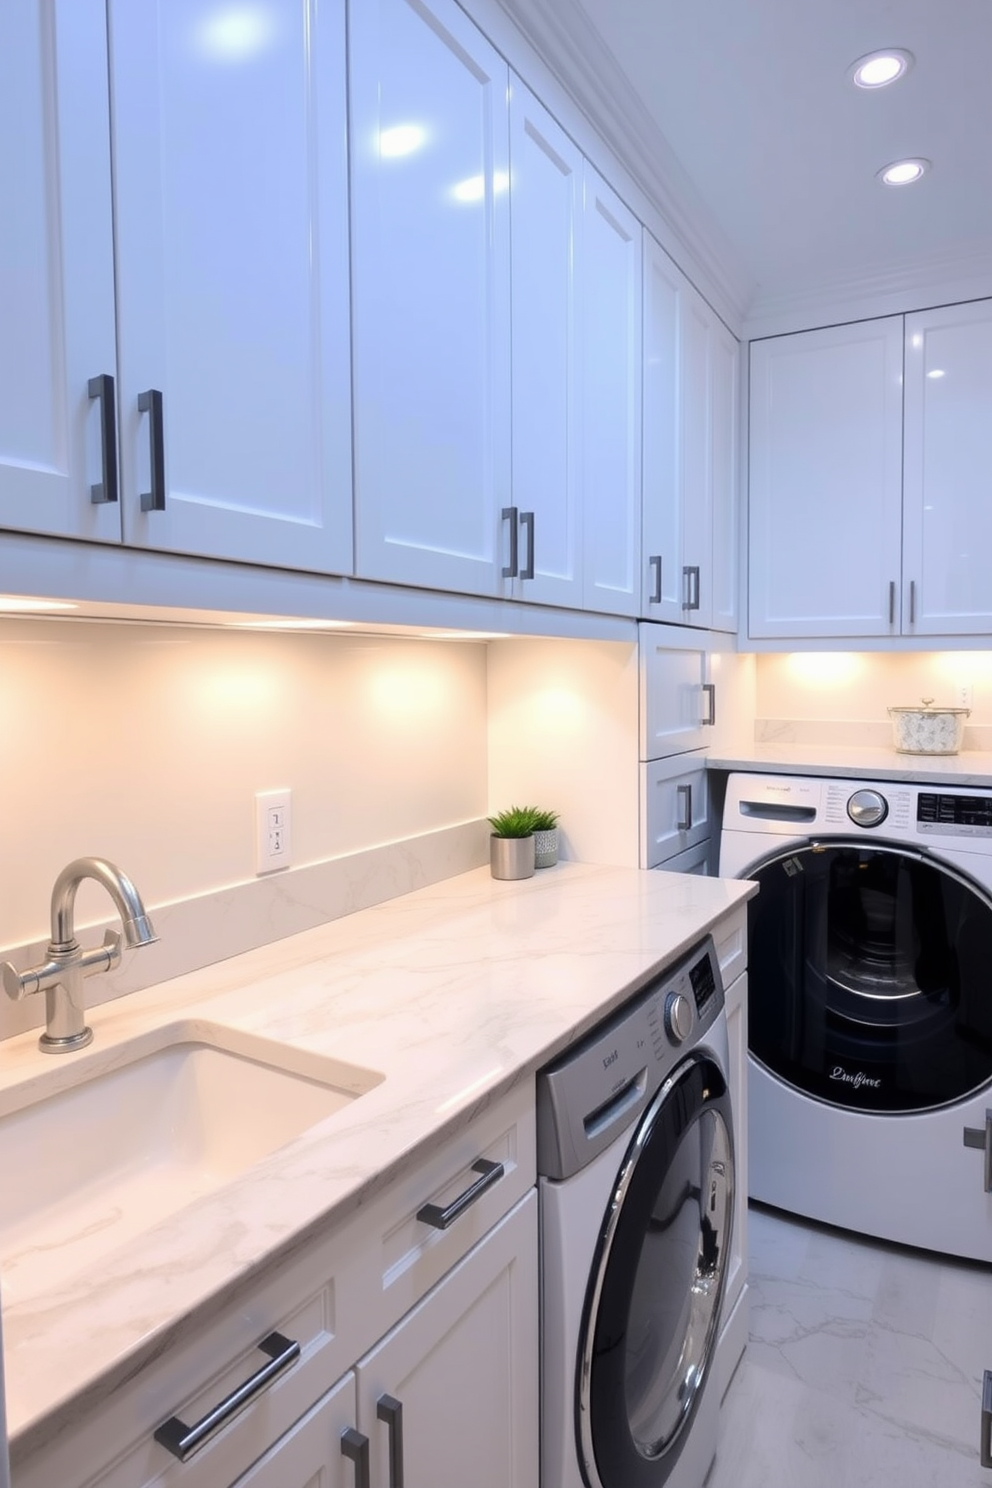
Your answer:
(665, 990), (694, 1044)
(847, 789), (889, 828)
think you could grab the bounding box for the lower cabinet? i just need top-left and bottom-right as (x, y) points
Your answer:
(233, 1194), (538, 1488)
(640, 753), (710, 869)
(712, 904), (749, 1400)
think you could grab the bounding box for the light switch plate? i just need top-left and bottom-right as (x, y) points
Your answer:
(255, 789), (292, 874)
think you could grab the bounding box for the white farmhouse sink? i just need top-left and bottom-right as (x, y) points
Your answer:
(0, 1021), (383, 1306)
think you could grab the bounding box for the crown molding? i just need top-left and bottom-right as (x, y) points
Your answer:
(492, 0), (755, 328)
(745, 247), (992, 340)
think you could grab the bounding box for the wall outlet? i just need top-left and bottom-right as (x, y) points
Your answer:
(957, 683), (974, 710)
(255, 789), (292, 874)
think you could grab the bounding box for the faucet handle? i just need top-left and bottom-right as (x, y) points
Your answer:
(1, 960), (32, 1002)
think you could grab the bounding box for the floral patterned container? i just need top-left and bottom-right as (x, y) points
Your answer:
(887, 700), (970, 755)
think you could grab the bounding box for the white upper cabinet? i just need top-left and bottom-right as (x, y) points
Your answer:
(506, 78), (583, 608)
(642, 236), (738, 632)
(0, 1), (119, 543)
(903, 300), (992, 635)
(748, 317), (904, 639)
(350, 0), (511, 596)
(109, 0), (353, 572)
(580, 168), (642, 617)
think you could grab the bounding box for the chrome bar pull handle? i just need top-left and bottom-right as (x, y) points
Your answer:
(377, 1394), (405, 1488)
(982, 1371), (992, 1468)
(648, 555), (662, 604)
(682, 565), (700, 611)
(154, 1332), (300, 1461)
(416, 1157), (505, 1230)
(87, 374), (118, 505)
(962, 1110), (992, 1192)
(677, 783), (693, 832)
(702, 682), (716, 727)
(341, 1427), (371, 1488)
(137, 389), (166, 511)
(888, 580), (896, 626)
(520, 510), (535, 580)
(909, 578), (917, 625)
(501, 506), (519, 578)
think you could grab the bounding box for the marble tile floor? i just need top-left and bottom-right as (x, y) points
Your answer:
(708, 1203), (992, 1488)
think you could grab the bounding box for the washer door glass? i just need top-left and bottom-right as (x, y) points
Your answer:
(579, 1053), (733, 1488)
(748, 842), (992, 1112)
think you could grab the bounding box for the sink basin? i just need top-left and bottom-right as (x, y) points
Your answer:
(0, 1020), (384, 1306)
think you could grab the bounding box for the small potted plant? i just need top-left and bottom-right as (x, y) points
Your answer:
(530, 808), (560, 869)
(487, 806), (537, 881)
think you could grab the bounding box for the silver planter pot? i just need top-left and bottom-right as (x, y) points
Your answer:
(490, 834), (535, 881)
(533, 827), (559, 869)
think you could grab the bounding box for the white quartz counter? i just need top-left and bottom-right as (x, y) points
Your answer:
(707, 743), (992, 787)
(0, 860), (754, 1453)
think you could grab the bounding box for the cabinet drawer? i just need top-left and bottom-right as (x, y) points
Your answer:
(640, 755), (710, 867)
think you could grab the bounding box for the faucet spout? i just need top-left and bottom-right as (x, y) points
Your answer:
(2, 857), (158, 1054)
(50, 857), (158, 950)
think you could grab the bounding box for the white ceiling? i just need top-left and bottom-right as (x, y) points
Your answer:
(570, 0), (992, 320)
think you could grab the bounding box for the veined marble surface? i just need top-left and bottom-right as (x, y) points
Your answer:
(0, 860), (753, 1453)
(710, 1205), (992, 1488)
(708, 742), (992, 788)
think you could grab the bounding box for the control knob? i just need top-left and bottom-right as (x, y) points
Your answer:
(665, 990), (694, 1045)
(847, 789), (888, 828)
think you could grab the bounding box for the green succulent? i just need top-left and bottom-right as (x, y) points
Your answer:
(487, 805), (559, 837)
(487, 805), (539, 838)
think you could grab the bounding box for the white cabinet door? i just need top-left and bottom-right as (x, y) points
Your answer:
(641, 236), (685, 624)
(748, 317), (904, 639)
(350, 0), (511, 596)
(639, 623), (714, 759)
(356, 1193), (539, 1488)
(232, 1374), (357, 1488)
(641, 754), (710, 868)
(506, 77), (583, 608)
(580, 168), (642, 617)
(721, 968), (748, 1330)
(904, 300), (992, 635)
(0, 0), (119, 543)
(109, 0), (353, 573)
(641, 238), (739, 632)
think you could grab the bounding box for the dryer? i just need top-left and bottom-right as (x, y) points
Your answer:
(719, 771), (992, 1261)
(538, 937), (734, 1488)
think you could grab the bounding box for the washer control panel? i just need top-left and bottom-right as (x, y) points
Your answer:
(917, 792), (992, 837)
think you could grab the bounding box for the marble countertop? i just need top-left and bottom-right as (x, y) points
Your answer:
(0, 859), (754, 1453)
(707, 743), (992, 787)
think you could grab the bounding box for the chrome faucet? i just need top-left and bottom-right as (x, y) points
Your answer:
(1, 858), (158, 1054)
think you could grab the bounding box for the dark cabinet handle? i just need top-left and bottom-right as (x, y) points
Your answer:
(520, 510), (535, 580)
(153, 1331), (300, 1461)
(648, 555), (662, 604)
(682, 565), (700, 611)
(137, 388), (166, 511)
(341, 1427), (371, 1488)
(501, 506), (518, 578)
(888, 579), (896, 625)
(677, 783), (693, 832)
(909, 578), (917, 625)
(87, 374), (118, 505)
(702, 682), (716, 727)
(416, 1157), (505, 1230)
(377, 1394), (405, 1487)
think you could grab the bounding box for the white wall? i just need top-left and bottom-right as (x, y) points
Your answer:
(0, 618), (489, 948)
(486, 638), (640, 866)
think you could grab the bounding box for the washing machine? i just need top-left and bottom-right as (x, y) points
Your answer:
(719, 770), (992, 1261)
(538, 937), (734, 1488)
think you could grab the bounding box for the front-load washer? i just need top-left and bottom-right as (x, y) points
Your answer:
(538, 937), (734, 1488)
(719, 770), (992, 1261)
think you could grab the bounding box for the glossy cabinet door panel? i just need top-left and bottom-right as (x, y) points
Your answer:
(641, 236), (685, 624)
(356, 1194), (539, 1488)
(580, 168), (642, 617)
(507, 77), (583, 607)
(904, 300), (992, 635)
(0, 0), (119, 543)
(109, 0), (353, 572)
(749, 317), (904, 639)
(350, 0), (511, 596)
(708, 315), (740, 634)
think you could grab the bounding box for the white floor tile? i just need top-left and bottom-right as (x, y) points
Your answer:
(708, 1205), (992, 1488)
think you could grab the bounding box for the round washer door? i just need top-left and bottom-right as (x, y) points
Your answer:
(576, 1051), (733, 1488)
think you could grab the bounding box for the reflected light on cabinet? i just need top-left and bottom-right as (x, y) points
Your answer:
(192, 4), (279, 62)
(451, 170), (509, 203)
(380, 124), (428, 158)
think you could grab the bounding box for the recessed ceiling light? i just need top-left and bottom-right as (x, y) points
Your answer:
(0, 595), (78, 612)
(877, 157), (930, 186)
(851, 49), (914, 89)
